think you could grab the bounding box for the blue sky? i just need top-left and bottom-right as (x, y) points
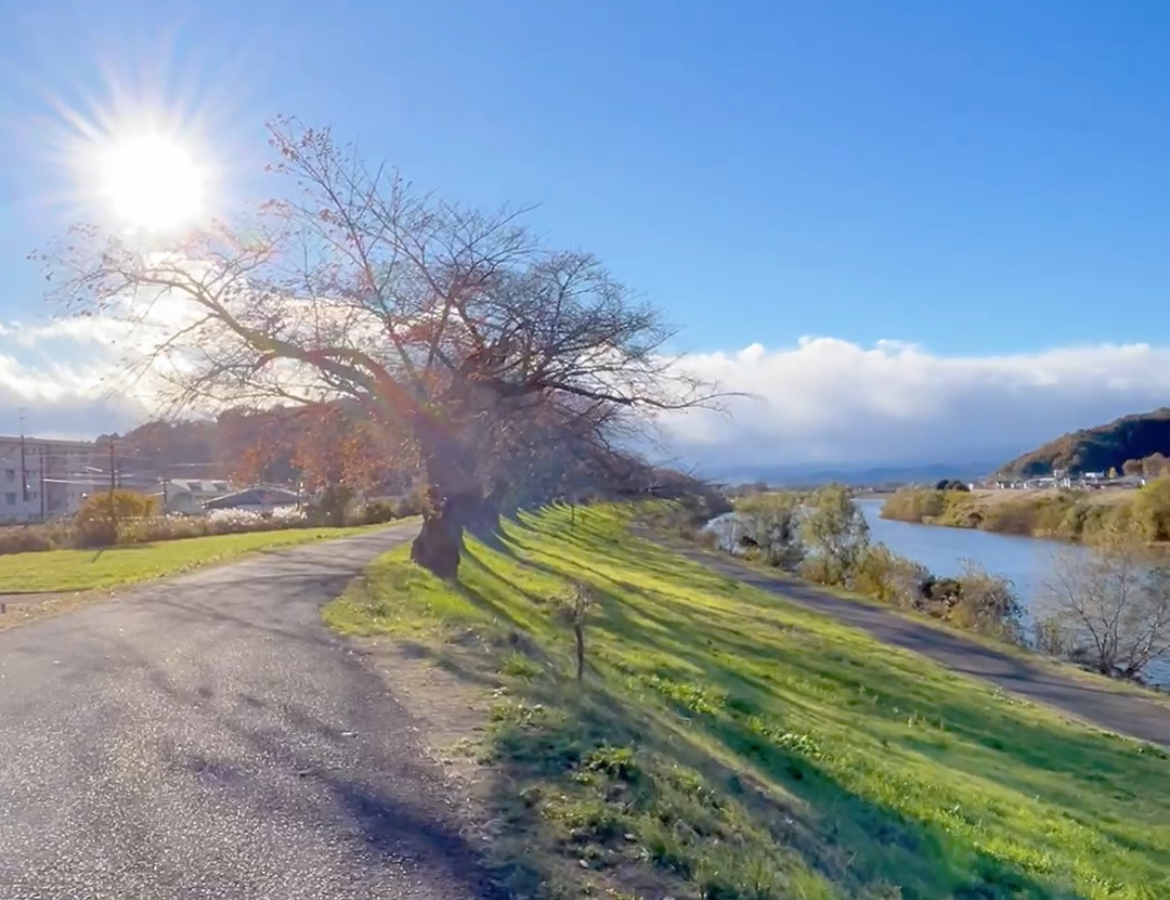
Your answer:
(2, 0), (1170, 465)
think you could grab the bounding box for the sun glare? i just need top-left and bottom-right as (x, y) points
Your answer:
(98, 134), (207, 232)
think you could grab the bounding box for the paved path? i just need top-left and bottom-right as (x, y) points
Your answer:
(0, 524), (506, 900)
(669, 541), (1170, 748)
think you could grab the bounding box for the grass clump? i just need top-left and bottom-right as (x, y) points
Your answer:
(326, 504), (1170, 900)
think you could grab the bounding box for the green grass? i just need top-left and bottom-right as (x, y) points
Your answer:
(0, 526), (375, 593)
(326, 505), (1170, 900)
(682, 537), (1170, 711)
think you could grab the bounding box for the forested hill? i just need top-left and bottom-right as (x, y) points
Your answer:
(998, 407), (1170, 477)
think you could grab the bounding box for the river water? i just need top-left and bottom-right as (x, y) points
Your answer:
(856, 499), (1169, 687)
(855, 498), (1070, 606)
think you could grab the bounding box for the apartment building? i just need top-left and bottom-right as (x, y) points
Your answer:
(0, 435), (104, 523)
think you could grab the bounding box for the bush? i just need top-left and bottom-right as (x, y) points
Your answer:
(951, 561), (1023, 643)
(849, 544), (930, 608)
(733, 492), (804, 568)
(306, 485), (356, 527)
(799, 484), (869, 585)
(75, 490), (158, 525)
(361, 500), (398, 525)
(1132, 475), (1170, 542)
(72, 490), (159, 548)
(393, 484), (430, 519)
(0, 526), (59, 555)
(880, 488), (945, 523)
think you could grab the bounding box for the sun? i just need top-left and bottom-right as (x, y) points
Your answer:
(98, 134), (207, 232)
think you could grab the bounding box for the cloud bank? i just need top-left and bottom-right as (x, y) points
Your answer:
(659, 338), (1170, 471)
(4, 320), (1169, 472)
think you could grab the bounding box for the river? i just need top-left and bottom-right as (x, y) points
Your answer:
(856, 499), (1168, 687)
(856, 498), (1071, 606)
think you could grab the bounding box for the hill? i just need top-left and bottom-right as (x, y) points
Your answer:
(998, 407), (1170, 477)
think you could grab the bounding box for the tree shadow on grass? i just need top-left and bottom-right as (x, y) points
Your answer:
(485, 661), (1089, 900)
(463, 543), (1149, 898)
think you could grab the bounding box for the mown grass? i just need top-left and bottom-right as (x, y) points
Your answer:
(326, 505), (1170, 900)
(0, 525), (376, 593)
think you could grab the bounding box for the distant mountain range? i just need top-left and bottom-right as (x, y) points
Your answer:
(700, 460), (1002, 488)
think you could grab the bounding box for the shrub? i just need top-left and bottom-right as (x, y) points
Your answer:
(951, 561), (1023, 643)
(1039, 532), (1170, 681)
(849, 544), (930, 608)
(733, 492), (804, 568)
(799, 484), (869, 585)
(392, 484), (430, 519)
(76, 490), (158, 525)
(0, 526), (58, 555)
(880, 488), (946, 523)
(1132, 475), (1170, 542)
(306, 485), (356, 527)
(361, 500), (398, 525)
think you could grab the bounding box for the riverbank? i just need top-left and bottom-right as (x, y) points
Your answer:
(879, 484), (1170, 544)
(328, 505), (1169, 899)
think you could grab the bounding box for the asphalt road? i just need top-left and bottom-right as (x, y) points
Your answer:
(670, 542), (1170, 749)
(0, 524), (507, 900)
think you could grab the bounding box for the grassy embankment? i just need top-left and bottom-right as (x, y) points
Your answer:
(0, 526), (376, 593)
(881, 484), (1170, 544)
(326, 504), (1169, 900)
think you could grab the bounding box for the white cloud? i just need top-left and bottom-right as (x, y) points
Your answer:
(661, 338), (1170, 471)
(0, 320), (146, 438)
(5, 317), (1170, 473)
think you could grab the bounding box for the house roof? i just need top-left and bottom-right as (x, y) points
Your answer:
(203, 486), (301, 509)
(165, 479), (232, 494)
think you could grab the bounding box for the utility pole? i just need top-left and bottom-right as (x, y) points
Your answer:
(39, 451), (46, 521)
(108, 438), (117, 527)
(18, 408), (27, 516)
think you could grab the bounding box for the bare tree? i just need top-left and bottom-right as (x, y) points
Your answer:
(39, 118), (720, 576)
(1039, 532), (1170, 682)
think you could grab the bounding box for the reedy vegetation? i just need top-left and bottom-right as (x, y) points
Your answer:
(881, 477), (1170, 543)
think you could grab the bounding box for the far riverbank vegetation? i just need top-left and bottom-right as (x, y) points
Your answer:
(880, 477), (1170, 544)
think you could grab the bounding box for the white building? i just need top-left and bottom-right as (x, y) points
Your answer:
(151, 478), (233, 515)
(0, 436), (103, 523)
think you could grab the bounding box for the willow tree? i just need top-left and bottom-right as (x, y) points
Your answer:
(41, 118), (717, 576)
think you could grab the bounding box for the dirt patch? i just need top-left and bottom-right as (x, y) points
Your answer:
(356, 638), (502, 835)
(0, 591), (104, 632)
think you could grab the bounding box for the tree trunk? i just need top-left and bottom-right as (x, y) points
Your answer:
(411, 491), (478, 578)
(408, 414), (499, 577)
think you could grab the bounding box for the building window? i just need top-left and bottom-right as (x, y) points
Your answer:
(4, 492), (16, 505)
(3, 470), (14, 482)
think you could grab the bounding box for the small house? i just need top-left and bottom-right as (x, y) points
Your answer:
(203, 485), (302, 514)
